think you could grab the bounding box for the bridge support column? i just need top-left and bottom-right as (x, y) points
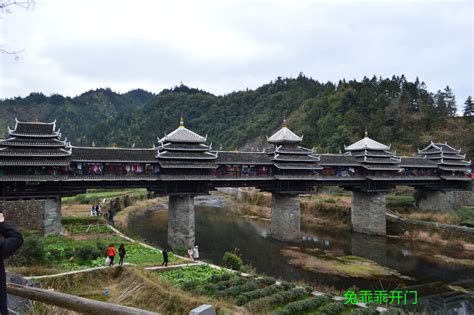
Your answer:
(351, 191), (386, 236)
(0, 198), (62, 236)
(271, 193), (300, 242)
(168, 195), (195, 250)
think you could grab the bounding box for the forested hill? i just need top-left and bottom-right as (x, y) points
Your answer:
(1, 75), (473, 160)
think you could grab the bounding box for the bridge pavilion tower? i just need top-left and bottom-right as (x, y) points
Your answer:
(344, 133), (401, 236)
(156, 116), (218, 250)
(266, 120), (320, 241)
(415, 142), (472, 211)
(0, 119), (70, 235)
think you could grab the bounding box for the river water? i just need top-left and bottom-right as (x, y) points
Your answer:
(126, 195), (474, 313)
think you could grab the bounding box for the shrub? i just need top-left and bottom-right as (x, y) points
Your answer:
(222, 252), (243, 270)
(75, 246), (101, 262)
(273, 296), (330, 315)
(64, 248), (75, 260)
(258, 276), (276, 285)
(319, 302), (345, 315)
(47, 248), (64, 261)
(11, 236), (46, 266)
(209, 273), (231, 283)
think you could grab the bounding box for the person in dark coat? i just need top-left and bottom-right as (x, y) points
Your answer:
(118, 244), (126, 266)
(0, 213), (24, 315)
(161, 248), (169, 267)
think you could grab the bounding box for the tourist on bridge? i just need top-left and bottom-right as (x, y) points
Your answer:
(106, 243), (116, 266)
(118, 244), (126, 266)
(188, 247), (194, 261)
(0, 213), (24, 315)
(162, 248), (169, 267)
(193, 245), (199, 261)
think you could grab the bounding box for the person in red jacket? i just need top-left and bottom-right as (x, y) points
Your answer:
(106, 243), (116, 266)
(0, 212), (24, 315)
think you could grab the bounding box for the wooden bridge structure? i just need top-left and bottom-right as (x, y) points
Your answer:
(0, 118), (471, 247)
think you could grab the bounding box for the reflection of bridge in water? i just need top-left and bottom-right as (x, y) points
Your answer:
(0, 118), (471, 249)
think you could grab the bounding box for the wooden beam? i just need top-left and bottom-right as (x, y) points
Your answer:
(7, 283), (160, 315)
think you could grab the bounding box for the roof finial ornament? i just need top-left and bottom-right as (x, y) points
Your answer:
(364, 126), (368, 138)
(179, 112), (184, 128)
(283, 115), (288, 128)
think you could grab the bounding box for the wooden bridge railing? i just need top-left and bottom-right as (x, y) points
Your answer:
(7, 283), (160, 315)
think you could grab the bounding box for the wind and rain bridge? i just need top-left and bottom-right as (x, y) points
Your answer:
(0, 118), (471, 249)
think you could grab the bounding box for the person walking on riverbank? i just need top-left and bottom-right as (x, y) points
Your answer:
(162, 248), (169, 267)
(107, 243), (116, 266)
(118, 244), (126, 266)
(193, 245), (199, 261)
(0, 213), (24, 315)
(188, 247), (194, 261)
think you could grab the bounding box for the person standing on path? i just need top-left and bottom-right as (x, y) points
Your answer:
(107, 244), (116, 266)
(193, 245), (199, 261)
(118, 244), (126, 266)
(161, 248), (169, 267)
(0, 213), (24, 315)
(187, 247), (194, 261)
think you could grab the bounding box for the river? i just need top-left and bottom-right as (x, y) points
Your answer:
(126, 195), (474, 313)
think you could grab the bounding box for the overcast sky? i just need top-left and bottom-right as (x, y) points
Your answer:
(1, 0), (473, 111)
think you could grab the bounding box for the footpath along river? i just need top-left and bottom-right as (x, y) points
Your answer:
(126, 195), (474, 313)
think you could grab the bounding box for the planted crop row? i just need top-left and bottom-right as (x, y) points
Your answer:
(158, 265), (233, 287)
(202, 277), (248, 294)
(215, 281), (260, 298)
(235, 284), (285, 305)
(245, 287), (310, 312)
(319, 302), (345, 315)
(273, 295), (330, 315)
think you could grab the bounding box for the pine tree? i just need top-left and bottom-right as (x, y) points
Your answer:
(464, 96), (474, 117)
(444, 86), (457, 117)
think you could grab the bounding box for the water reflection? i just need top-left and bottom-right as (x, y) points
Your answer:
(126, 198), (474, 310)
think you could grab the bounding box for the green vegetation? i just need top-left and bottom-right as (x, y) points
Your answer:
(1, 77), (473, 164)
(62, 188), (147, 204)
(454, 207), (474, 227)
(9, 217), (181, 274)
(222, 251), (243, 270)
(386, 195), (415, 208)
(156, 265), (233, 288)
(273, 295), (330, 315)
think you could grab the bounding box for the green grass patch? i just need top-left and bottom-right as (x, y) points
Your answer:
(386, 195), (415, 207)
(454, 207), (474, 226)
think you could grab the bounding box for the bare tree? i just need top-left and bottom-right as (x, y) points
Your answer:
(1, 0), (35, 59)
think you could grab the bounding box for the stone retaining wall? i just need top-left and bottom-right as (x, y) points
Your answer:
(0, 199), (62, 235)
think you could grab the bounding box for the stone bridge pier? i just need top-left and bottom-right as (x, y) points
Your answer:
(168, 195), (195, 250)
(271, 193), (301, 242)
(351, 191), (386, 236)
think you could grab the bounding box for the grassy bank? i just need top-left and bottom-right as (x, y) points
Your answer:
(62, 188), (147, 204)
(8, 216), (183, 276)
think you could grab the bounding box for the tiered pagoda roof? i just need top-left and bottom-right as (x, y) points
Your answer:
(418, 142), (471, 172)
(267, 121), (321, 171)
(0, 119), (71, 166)
(345, 133), (401, 171)
(156, 116), (217, 169)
